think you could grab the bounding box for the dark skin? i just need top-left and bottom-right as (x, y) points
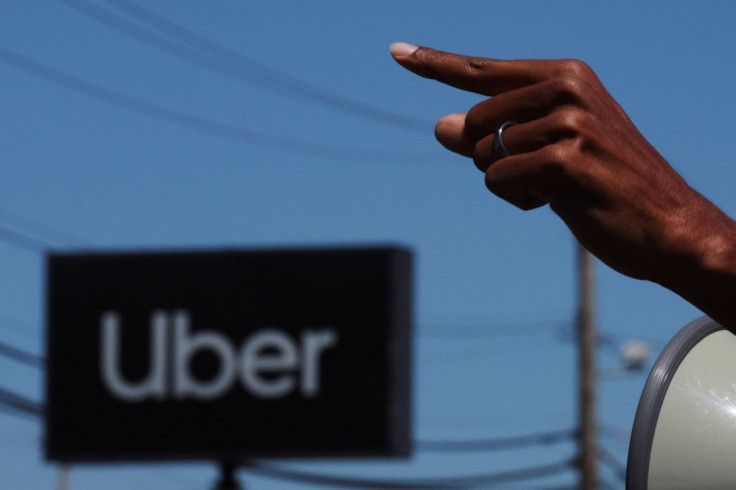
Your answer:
(390, 43), (736, 330)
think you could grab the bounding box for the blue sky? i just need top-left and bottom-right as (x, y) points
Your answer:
(1, 1), (735, 488)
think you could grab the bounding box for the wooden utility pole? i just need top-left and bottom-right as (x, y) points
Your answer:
(577, 244), (597, 489)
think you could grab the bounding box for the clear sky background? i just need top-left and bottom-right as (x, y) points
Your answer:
(1, 1), (735, 489)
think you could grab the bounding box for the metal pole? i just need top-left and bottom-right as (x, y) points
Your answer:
(57, 465), (70, 490)
(577, 244), (597, 489)
(213, 461), (242, 490)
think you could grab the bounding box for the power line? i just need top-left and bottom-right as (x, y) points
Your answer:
(0, 391), (577, 489)
(598, 425), (630, 443)
(422, 339), (571, 368)
(0, 342), (576, 458)
(0, 394), (578, 490)
(0, 341), (44, 368)
(417, 428), (574, 453)
(0, 45), (444, 166)
(3, 371), (576, 464)
(597, 446), (626, 483)
(61, 0), (431, 134)
(0, 403), (40, 421)
(0, 350), (579, 488)
(0, 202), (87, 257)
(0, 335), (575, 457)
(418, 318), (573, 366)
(598, 330), (667, 353)
(0, 222), (53, 253)
(0, 337), (44, 369)
(0, 386), (44, 417)
(244, 459), (574, 489)
(0, 205), (82, 247)
(0, 393), (575, 460)
(418, 319), (570, 340)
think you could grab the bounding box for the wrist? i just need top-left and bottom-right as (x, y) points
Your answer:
(693, 225), (736, 281)
(660, 204), (736, 329)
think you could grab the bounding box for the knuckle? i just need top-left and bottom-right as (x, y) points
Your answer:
(540, 143), (574, 172)
(537, 155), (564, 185)
(555, 108), (590, 134)
(553, 75), (586, 100)
(560, 58), (593, 79)
(465, 56), (492, 75)
(548, 59), (597, 104)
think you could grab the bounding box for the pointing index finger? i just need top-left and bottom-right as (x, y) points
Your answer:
(390, 43), (547, 96)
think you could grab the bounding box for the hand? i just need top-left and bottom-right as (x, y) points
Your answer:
(391, 43), (736, 327)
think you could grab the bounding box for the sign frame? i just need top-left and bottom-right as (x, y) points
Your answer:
(44, 245), (412, 463)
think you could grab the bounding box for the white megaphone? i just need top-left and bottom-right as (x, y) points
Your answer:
(627, 316), (736, 489)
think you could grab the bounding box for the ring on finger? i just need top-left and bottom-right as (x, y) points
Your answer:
(492, 121), (517, 158)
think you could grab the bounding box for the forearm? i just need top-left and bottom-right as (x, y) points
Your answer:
(658, 202), (736, 331)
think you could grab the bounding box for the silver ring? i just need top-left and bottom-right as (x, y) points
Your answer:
(493, 121), (517, 158)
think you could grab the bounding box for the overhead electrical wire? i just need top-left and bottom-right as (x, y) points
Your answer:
(0, 340), (575, 490)
(0, 403), (39, 421)
(0, 341), (44, 368)
(0, 207), (77, 254)
(0, 223), (53, 254)
(0, 322), (577, 374)
(598, 330), (667, 353)
(60, 0), (432, 134)
(0, 7), (624, 483)
(0, 45), (443, 166)
(598, 425), (631, 443)
(0, 338), (575, 455)
(419, 318), (574, 366)
(597, 445), (627, 483)
(0, 387), (574, 489)
(419, 318), (570, 340)
(0, 205), (82, 248)
(244, 459), (574, 489)
(417, 428), (574, 453)
(0, 386), (44, 417)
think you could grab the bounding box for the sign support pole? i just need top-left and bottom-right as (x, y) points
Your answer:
(57, 465), (70, 490)
(213, 461), (242, 490)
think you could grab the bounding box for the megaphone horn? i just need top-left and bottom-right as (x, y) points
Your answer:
(628, 316), (736, 489)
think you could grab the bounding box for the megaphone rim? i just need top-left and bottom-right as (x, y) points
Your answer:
(626, 315), (724, 489)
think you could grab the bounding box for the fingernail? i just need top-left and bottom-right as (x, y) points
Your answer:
(390, 42), (418, 57)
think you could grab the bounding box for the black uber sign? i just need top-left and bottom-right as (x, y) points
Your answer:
(44, 246), (412, 462)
